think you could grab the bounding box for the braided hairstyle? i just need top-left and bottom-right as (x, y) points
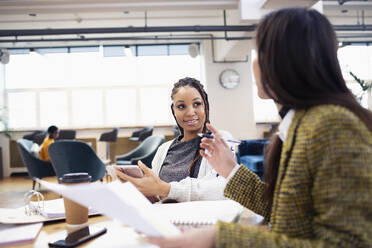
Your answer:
(170, 77), (210, 174)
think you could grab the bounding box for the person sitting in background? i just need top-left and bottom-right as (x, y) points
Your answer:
(39, 125), (59, 162)
(147, 7), (372, 248)
(115, 77), (234, 202)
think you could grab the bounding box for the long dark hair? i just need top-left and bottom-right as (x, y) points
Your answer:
(171, 77), (210, 174)
(257, 8), (372, 202)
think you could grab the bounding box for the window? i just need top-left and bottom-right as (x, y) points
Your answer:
(251, 50), (279, 123)
(137, 45), (167, 56)
(338, 45), (372, 109)
(3, 44), (201, 129)
(39, 91), (69, 127)
(103, 46), (126, 57)
(7, 92), (37, 128)
(251, 45), (372, 122)
(105, 89), (136, 126)
(71, 90), (103, 127)
(252, 85), (280, 123)
(140, 87), (173, 125)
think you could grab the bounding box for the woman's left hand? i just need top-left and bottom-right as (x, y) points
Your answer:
(147, 226), (216, 248)
(115, 161), (171, 197)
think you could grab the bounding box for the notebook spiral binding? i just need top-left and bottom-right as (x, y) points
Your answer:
(24, 190), (44, 216)
(173, 219), (214, 229)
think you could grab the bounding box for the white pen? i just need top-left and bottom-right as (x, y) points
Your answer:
(197, 133), (241, 144)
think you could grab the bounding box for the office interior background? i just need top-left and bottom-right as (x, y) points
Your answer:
(0, 0), (372, 178)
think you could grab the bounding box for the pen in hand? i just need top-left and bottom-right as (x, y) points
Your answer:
(197, 133), (241, 144)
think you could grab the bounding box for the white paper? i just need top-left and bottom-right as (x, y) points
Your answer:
(30, 198), (65, 218)
(0, 207), (47, 224)
(36, 179), (180, 237)
(29, 198), (98, 218)
(0, 223), (42, 246)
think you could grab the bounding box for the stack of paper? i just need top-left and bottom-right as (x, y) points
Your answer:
(0, 223), (42, 246)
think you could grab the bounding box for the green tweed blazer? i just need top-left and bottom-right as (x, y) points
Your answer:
(216, 105), (372, 248)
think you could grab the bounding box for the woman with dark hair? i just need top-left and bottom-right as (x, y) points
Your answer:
(147, 8), (372, 248)
(116, 77), (234, 202)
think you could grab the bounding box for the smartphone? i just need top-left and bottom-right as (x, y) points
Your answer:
(116, 165), (144, 178)
(48, 226), (107, 248)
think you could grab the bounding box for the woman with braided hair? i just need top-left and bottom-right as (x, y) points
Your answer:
(146, 7), (372, 248)
(116, 77), (234, 202)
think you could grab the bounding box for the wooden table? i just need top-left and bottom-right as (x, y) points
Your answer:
(10, 208), (266, 247)
(13, 215), (152, 248)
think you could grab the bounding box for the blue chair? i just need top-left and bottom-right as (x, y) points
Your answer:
(237, 139), (270, 180)
(115, 135), (164, 168)
(48, 140), (106, 182)
(17, 139), (56, 189)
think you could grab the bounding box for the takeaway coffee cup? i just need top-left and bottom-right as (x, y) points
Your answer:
(60, 173), (91, 228)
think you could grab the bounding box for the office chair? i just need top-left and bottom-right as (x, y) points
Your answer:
(236, 139), (270, 180)
(98, 127), (119, 161)
(23, 130), (47, 145)
(115, 135), (165, 168)
(129, 126), (153, 142)
(17, 139), (56, 189)
(173, 125), (180, 138)
(56, 129), (76, 140)
(48, 140), (106, 182)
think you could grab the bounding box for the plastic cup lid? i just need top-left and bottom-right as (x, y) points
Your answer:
(60, 173), (91, 183)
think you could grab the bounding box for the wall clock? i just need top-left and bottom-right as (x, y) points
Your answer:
(219, 69), (240, 89)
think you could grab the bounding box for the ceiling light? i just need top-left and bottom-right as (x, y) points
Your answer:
(124, 45), (133, 57)
(0, 49), (9, 64)
(188, 43), (199, 58)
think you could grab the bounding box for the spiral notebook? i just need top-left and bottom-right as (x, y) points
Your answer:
(153, 200), (244, 227)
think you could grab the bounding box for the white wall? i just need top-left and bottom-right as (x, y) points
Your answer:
(202, 39), (259, 139)
(0, 134), (10, 177)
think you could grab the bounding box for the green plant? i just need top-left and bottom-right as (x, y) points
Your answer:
(348, 71), (372, 103)
(349, 72), (372, 91)
(0, 106), (10, 138)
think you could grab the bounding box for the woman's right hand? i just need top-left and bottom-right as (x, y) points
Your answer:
(115, 161), (171, 197)
(200, 123), (238, 178)
(147, 226), (216, 248)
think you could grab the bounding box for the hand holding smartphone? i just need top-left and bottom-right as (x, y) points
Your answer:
(115, 165), (144, 178)
(48, 226), (107, 248)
